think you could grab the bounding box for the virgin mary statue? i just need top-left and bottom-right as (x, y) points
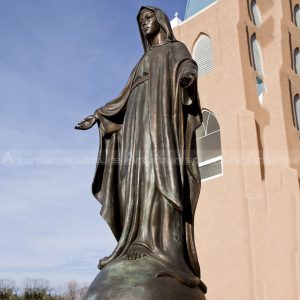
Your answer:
(76, 6), (206, 299)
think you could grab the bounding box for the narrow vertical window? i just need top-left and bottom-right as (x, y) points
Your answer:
(251, 0), (261, 26)
(294, 48), (300, 74)
(294, 5), (300, 28)
(251, 34), (264, 76)
(192, 34), (214, 76)
(256, 76), (265, 104)
(196, 110), (223, 181)
(251, 34), (265, 103)
(294, 94), (300, 130)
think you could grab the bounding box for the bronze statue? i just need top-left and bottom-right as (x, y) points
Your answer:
(75, 6), (207, 299)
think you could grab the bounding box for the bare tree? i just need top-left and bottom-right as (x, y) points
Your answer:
(66, 281), (78, 300)
(78, 286), (88, 300)
(0, 278), (88, 299)
(23, 278), (50, 300)
(0, 279), (16, 300)
(48, 286), (64, 300)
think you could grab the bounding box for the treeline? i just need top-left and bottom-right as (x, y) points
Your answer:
(0, 278), (88, 300)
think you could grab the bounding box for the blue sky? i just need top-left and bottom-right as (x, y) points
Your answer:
(0, 0), (187, 290)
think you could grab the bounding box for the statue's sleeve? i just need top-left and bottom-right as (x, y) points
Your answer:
(178, 59), (199, 106)
(94, 114), (122, 137)
(178, 59), (198, 77)
(93, 65), (138, 136)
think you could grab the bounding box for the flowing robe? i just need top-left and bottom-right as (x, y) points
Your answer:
(92, 41), (205, 290)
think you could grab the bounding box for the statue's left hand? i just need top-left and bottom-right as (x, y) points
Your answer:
(75, 115), (98, 130)
(179, 71), (196, 88)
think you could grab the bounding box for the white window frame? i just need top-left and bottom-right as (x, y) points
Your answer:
(199, 155), (223, 182)
(251, 35), (264, 76)
(294, 48), (300, 75)
(294, 4), (300, 29)
(192, 34), (214, 77)
(294, 94), (300, 130)
(196, 110), (223, 182)
(251, 0), (262, 26)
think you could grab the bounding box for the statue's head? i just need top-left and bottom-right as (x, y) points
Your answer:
(138, 8), (161, 39)
(137, 6), (176, 51)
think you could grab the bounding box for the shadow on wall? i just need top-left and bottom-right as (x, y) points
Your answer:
(255, 121), (265, 180)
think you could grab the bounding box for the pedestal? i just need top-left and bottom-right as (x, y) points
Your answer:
(85, 256), (206, 300)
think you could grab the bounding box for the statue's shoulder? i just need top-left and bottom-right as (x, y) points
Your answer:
(168, 41), (192, 57)
(169, 40), (187, 49)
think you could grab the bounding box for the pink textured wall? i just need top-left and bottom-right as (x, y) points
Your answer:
(173, 1), (300, 299)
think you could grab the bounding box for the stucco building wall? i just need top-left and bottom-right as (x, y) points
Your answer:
(173, 1), (300, 299)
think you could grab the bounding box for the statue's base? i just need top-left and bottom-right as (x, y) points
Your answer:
(85, 256), (206, 300)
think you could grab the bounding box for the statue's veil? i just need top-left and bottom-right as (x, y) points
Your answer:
(137, 6), (177, 52)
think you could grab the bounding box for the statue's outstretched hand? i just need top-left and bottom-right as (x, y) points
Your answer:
(179, 71), (196, 88)
(75, 115), (98, 130)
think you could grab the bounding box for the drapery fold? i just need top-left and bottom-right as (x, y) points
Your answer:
(90, 6), (205, 292)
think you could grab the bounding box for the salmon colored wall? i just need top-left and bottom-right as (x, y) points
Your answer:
(173, 1), (300, 299)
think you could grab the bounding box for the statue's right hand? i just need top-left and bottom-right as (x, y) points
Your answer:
(74, 114), (98, 130)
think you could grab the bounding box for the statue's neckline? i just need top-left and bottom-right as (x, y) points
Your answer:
(147, 40), (170, 52)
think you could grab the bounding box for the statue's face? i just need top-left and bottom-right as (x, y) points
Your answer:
(139, 9), (160, 38)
